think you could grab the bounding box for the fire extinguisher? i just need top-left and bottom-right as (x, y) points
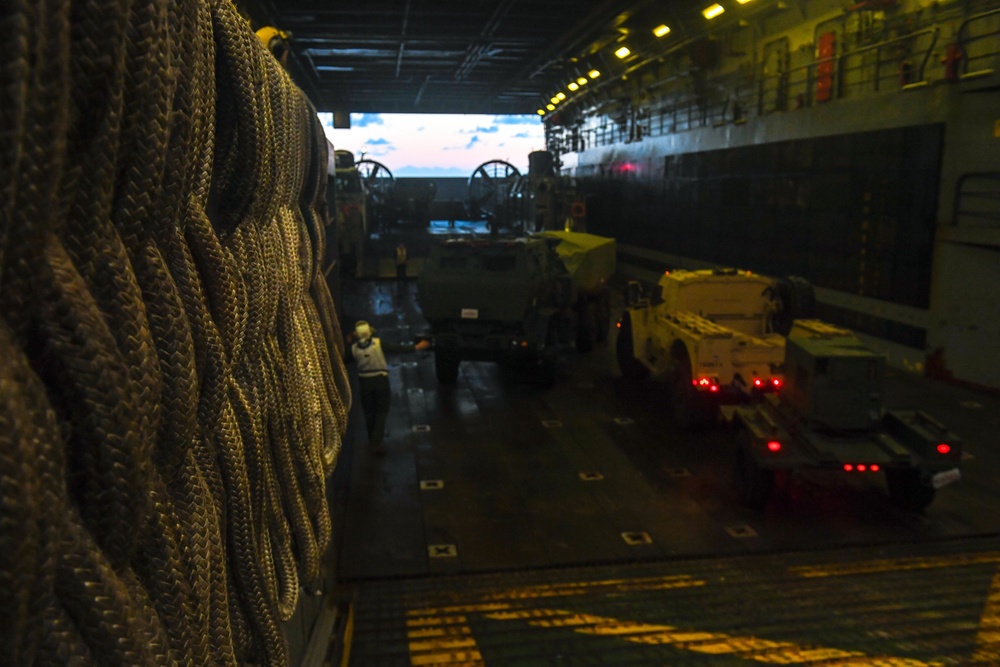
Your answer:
(942, 43), (964, 82)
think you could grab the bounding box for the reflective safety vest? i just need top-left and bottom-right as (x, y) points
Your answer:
(351, 338), (388, 377)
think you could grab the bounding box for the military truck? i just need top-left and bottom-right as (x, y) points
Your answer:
(332, 150), (367, 277)
(724, 320), (962, 511)
(616, 268), (815, 428)
(418, 232), (616, 384)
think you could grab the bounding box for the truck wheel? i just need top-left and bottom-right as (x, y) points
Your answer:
(885, 468), (936, 512)
(735, 440), (774, 510)
(615, 313), (648, 381)
(773, 276), (816, 336)
(435, 353), (460, 385)
(595, 293), (611, 343)
(670, 352), (711, 430)
(576, 302), (597, 353)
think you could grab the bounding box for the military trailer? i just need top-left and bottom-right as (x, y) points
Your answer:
(616, 268), (815, 428)
(418, 232), (615, 384)
(724, 320), (962, 511)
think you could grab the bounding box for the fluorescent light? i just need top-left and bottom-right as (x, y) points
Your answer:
(736, 0), (752, 3)
(568, 82), (579, 91)
(588, 69), (601, 79)
(556, 92), (566, 101)
(653, 24), (671, 37)
(550, 96), (559, 104)
(546, 103), (555, 111)
(614, 46), (631, 59)
(702, 3), (725, 18)
(577, 77), (588, 85)
(537, 109), (546, 115)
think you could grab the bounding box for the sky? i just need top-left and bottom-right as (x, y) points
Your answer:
(318, 112), (546, 178)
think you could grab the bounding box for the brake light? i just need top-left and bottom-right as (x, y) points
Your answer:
(771, 378), (782, 389)
(753, 378), (763, 388)
(616, 321), (621, 328)
(937, 443), (951, 455)
(843, 463), (880, 472)
(766, 441), (781, 452)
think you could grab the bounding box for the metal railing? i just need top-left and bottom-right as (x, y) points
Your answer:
(550, 12), (1000, 155)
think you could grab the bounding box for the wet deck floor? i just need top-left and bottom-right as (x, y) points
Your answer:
(323, 223), (1000, 666)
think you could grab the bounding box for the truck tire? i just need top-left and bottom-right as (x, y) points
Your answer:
(615, 313), (648, 381)
(735, 438), (774, 510)
(773, 276), (816, 336)
(595, 292), (611, 343)
(576, 301), (597, 353)
(885, 468), (936, 512)
(435, 352), (460, 385)
(669, 349), (712, 430)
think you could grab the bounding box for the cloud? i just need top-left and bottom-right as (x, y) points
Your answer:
(365, 137), (392, 145)
(491, 115), (540, 126)
(513, 131), (532, 139)
(351, 113), (384, 127)
(468, 126), (499, 134)
(395, 165), (469, 177)
(465, 136), (481, 150)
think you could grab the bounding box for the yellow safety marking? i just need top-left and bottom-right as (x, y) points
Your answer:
(408, 626), (472, 639)
(972, 564), (1000, 662)
(791, 551), (1000, 578)
(409, 650), (484, 666)
(408, 636), (479, 652)
(485, 608), (941, 666)
(408, 615), (471, 627)
(407, 603), (511, 617)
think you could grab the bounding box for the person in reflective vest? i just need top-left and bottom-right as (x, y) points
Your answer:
(349, 320), (430, 455)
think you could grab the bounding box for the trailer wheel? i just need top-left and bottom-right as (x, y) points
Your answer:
(773, 276), (816, 336)
(615, 312), (648, 381)
(669, 349), (712, 430)
(885, 468), (936, 512)
(576, 301), (597, 353)
(735, 438), (774, 510)
(434, 352), (460, 385)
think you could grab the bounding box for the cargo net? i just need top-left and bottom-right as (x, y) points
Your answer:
(0, 0), (351, 665)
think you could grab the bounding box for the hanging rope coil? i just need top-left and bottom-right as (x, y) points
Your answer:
(0, 0), (350, 665)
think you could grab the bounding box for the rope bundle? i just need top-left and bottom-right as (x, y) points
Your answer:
(0, 0), (350, 664)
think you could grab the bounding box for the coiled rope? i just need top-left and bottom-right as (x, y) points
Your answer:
(0, 0), (350, 664)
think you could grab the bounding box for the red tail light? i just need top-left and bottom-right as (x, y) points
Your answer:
(771, 378), (782, 389)
(753, 378), (763, 388)
(766, 441), (781, 452)
(936, 443), (951, 455)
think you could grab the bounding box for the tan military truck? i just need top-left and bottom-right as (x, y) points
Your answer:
(616, 268), (814, 428)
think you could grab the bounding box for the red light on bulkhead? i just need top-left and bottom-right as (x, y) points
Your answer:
(616, 321), (621, 328)
(766, 441), (781, 452)
(937, 443), (951, 455)
(844, 464), (853, 471)
(857, 464), (867, 472)
(710, 384), (719, 392)
(870, 464), (880, 472)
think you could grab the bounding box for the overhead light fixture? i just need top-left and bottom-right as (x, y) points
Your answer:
(703, 3), (725, 18)
(588, 69), (601, 79)
(577, 77), (588, 85)
(736, 0), (752, 3)
(614, 46), (631, 59)
(550, 96), (559, 104)
(568, 82), (579, 91)
(556, 91), (566, 101)
(537, 109), (546, 115)
(546, 103), (555, 110)
(653, 24), (671, 37)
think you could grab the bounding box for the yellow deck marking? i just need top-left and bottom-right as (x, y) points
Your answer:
(484, 608), (940, 666)
(408, 626), (473, 639)
(972, 564), (1000, 662)
(791, 552), (1000, 578)
(408, 615), (471, 627)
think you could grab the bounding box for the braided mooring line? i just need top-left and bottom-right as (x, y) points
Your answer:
(0, 0), (349, 665)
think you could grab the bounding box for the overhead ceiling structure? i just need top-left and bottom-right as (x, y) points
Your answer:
(237, 0), (741, 117)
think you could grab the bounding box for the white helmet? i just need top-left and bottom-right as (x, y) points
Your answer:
(354, 320), (373, 342)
